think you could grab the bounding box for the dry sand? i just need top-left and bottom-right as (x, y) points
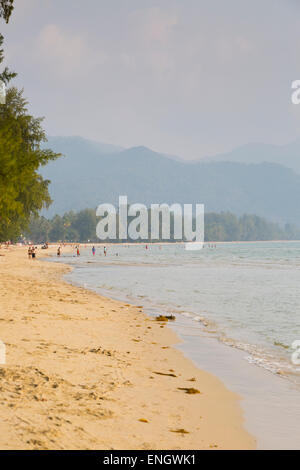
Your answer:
(0, 246), (256, 450)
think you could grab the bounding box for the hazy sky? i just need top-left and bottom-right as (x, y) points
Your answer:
(2, 0), (300, 159)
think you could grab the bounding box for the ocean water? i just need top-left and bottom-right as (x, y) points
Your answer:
(53, 241), (300, 448)
(58, 241), (300, 383)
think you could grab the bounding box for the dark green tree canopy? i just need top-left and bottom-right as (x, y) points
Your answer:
(26, 209), (298, 244)
(0, 88), (61, 241)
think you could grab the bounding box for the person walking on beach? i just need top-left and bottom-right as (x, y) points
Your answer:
(57, 246), (61, 257)
(92, 246), (96, 256)
(103, 246), (107, 257)
(31, 247), (36, 259)
(76, 246), (80, 256)
(28, 246), (32, 259)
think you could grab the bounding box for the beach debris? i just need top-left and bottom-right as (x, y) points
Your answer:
(188, 377), (196, 382)
(155, 315), (168, 321)
(153, 371), (177, 377)
(89, 347), (112, 356)
(123, 380), (132, 386)
(155, 315), (176, 322)
(274, 341), (289, 349)
(170, 428), (189, 434)
(177, 387), (201, 394)
(138, 418), (149, 423)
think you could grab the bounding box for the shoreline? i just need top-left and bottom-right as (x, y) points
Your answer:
(0, 246), (255, 450)
(37, 239), (300, 247)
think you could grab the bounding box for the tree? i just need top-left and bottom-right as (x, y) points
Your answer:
(48, 215), (66, 242)
(72, 209), (97, 241)
(0, 0), (61, 241)
(0, 88), (61, 241)
(26, 216), (51, 243)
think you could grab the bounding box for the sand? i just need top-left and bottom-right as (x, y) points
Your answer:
(0, 245), (256, 450)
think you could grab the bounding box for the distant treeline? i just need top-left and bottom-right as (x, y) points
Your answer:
(25, 209), (300, 243)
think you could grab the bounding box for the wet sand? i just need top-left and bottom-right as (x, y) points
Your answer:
(0, 246), (255, 449)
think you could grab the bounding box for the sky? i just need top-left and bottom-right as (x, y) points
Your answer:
(2, 0), (300, 159)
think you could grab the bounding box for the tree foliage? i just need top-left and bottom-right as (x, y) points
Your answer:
(204, 212), (291, 241)
(0, 33), (16, 84)
(0, 0), (16, 83)
(25, 209), (300, 243)
(26, 209), (98, 243)
(0, 88), (61, 241)
(0, 0), (14, 23)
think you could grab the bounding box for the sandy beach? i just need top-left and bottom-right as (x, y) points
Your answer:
(0, 246), (255, 450)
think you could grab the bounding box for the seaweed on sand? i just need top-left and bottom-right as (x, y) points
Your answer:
(177, 387), (201, 394)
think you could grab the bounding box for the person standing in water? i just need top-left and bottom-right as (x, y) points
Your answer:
(103, 246), (107, 257)
(92, 246), (96, 256)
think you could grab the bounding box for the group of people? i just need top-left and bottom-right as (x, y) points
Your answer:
(27, 246), (37, 259)
(91, 246), (107, 256)
(58, 244), (110, 257)
(27, 244), (111, 260)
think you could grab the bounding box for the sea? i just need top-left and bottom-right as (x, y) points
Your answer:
(52, 241), (300, 449)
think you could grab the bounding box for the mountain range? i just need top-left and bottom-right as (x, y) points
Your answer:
(202, 139), (300, 175)
(40, 136), (300, 225)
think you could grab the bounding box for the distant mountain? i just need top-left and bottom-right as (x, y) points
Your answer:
(46, 136), (124, 156)
(202, 139), (300, 175)
(40, 136), (300, 225)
